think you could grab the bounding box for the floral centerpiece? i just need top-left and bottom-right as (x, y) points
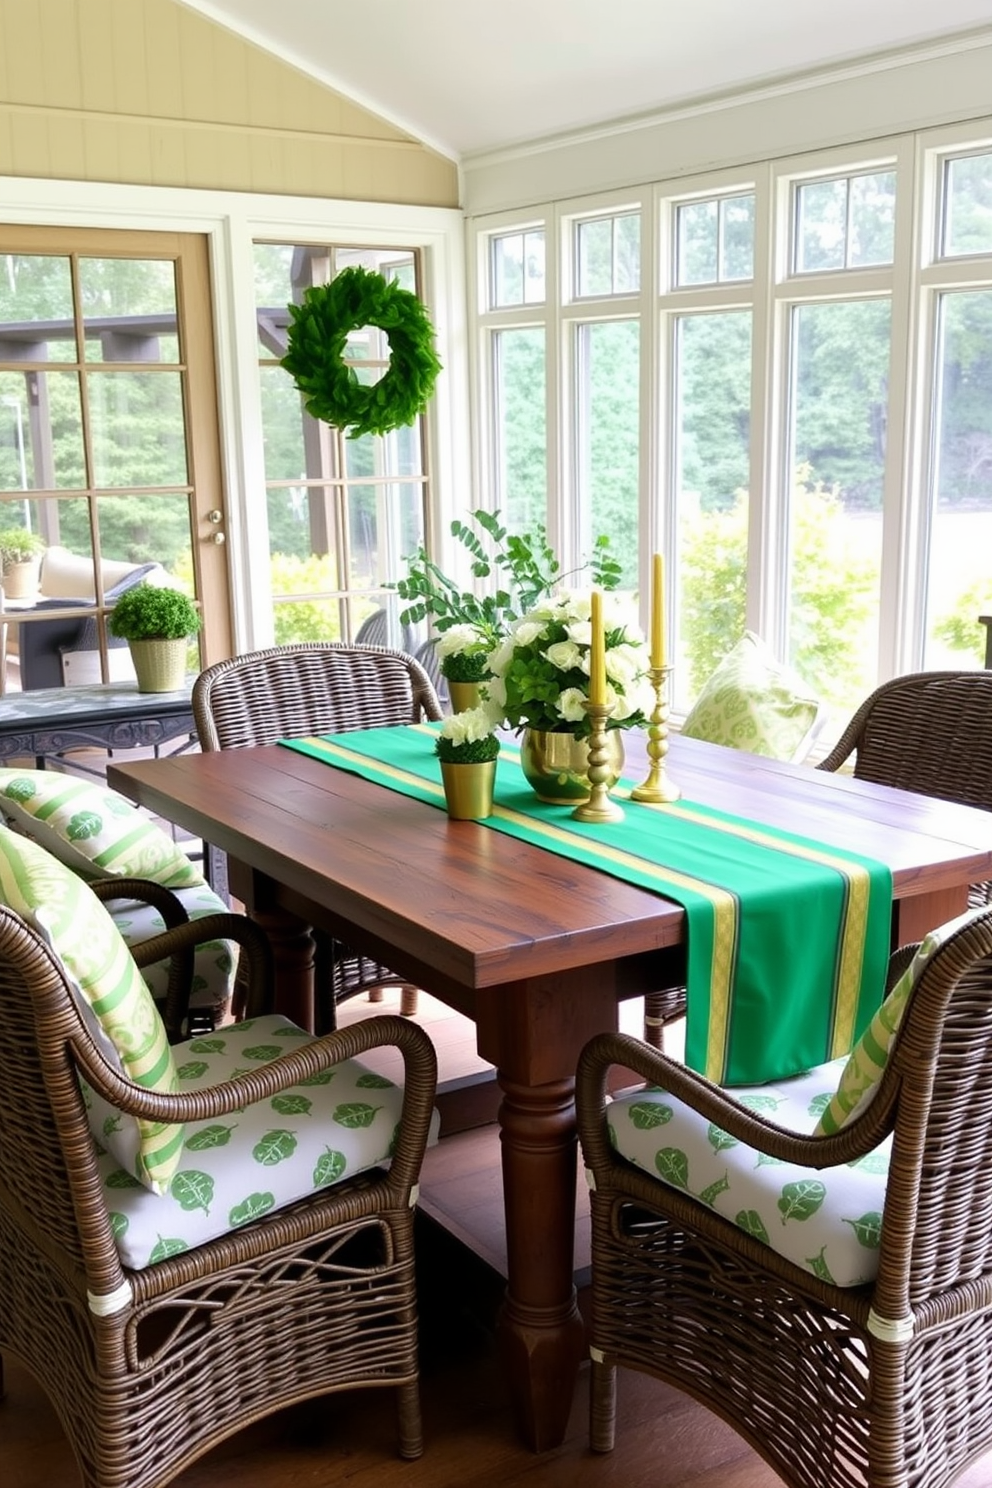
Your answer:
(486, 588), (652, 739)
(393, 509), (621, 693)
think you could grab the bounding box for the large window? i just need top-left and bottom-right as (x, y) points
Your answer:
(253, 243), (432, 649)
(470, 127), (992, 739)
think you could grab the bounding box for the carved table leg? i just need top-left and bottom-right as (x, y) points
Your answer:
(495, 1073), (587, 1452)
(246, 906), (316, 1031)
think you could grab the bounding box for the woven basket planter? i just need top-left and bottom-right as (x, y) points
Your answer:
(128, 637), (188, 693)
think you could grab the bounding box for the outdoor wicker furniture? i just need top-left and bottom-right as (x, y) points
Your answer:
(819, 668), (992, 906)
(0, 883), (439, 1488)
(192, 642), (444, 1031)
(576, 904), (992, 1488)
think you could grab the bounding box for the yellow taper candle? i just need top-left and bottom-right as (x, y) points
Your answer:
(590, 589), (607, 706)
(650, 552), (666, 669)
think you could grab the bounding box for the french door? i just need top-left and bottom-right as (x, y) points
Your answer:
(0, 225), (231, 690)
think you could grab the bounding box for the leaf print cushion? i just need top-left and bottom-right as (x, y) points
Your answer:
(814, 906), (983, 1136)
(106, 883), (239, 1025)
(604, 1058), (891, 1287)
(0, 768), (202, 888)
(88, 1014), (442, 1269)
(0, 824), (183, 1195)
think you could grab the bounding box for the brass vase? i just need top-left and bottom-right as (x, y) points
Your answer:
(440, 759), (497, 819)
(519, 727), (624, 805)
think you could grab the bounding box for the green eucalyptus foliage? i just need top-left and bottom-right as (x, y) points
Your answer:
(107, 583), (201, 641)
(281, 266), (442, 439)
(393, 508), (622, 646)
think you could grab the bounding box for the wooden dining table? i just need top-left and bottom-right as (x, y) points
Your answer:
(109, 732), (992, 1453)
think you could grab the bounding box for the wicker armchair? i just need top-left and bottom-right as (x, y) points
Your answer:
(577, 906), (992, 1488)
(192, 643), (444, 1030)
(0, 897), (439, 1488)
(818, 669), (992, 907)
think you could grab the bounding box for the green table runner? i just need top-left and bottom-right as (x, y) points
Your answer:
(282, 724), (893, 1087)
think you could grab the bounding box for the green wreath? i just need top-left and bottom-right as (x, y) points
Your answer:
(281, 265), (443, 439)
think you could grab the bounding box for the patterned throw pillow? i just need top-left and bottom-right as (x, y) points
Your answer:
(0, 824), (184, 1194)
(0, 768), (202, 888)
(814, 906), (984, 1136)
(680, 631), (821, 761)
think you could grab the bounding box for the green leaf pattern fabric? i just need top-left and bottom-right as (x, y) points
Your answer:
(106, 883), (238, 1022)
(89, 1014), (441, 1270)
(0, 768), (203, 887)
(0, 824), (183, 1195)
(813, 908), (980, 1136)
(680, 631), (821, 761)
(606, 1057), (891, 1286)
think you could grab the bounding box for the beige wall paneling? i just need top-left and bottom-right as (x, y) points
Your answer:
(0, 0), (459, 206)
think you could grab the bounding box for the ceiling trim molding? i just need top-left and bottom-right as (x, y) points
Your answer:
(462, 22), (992, 170)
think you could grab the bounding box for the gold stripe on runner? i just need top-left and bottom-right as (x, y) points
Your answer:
(640, 799), (872, 1058)
(322, 729), (739, 1080)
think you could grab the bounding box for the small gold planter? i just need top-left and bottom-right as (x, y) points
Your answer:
(447, 680), (483, 714)
(440, 760), (497, 820)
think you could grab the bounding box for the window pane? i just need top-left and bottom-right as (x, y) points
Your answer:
(494, 327), (546, 536)
(925, 290), (992, 668)
(88, 370), (188, 487)
(0, 254), (76, 361)
(96, 491), (194, 578)
(0, 369), (85, 490)
(79, 258), (179, 364)
(848, 173), (896, 268)
(788, 299), (891, 713)
(576, 319), (639, 586)
(677, 200), (718, 285)
(577, 218), (614, 297)
(491, 230), (545, 309)
(943, 153), (992, 258)
(720, 195), (755, 280)
(795, 179), (847, 272)
(576, 213), (640, 297)
(674, 311), (752, 711)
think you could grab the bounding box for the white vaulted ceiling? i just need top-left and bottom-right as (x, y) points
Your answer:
(175, 0), (992, 161)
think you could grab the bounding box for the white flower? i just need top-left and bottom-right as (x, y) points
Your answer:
(439, 705), (495, 746)
(557, 687), (588, 722)
(435, 624), (487, 659)
(564, 619), (592, 648)
(487, 636), (516, 676)
(510, 619), (549, 648)
(544, 639), (582, 672)
(484, 674), (507, 711)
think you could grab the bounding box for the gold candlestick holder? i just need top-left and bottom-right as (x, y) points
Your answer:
(571, 701), (625, 824)
(631, 665), (681, 804)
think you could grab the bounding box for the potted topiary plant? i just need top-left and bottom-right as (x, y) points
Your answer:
(107, 583), (201, 693)
(0, 527), (46, 600)
(434, 705), (501, 819)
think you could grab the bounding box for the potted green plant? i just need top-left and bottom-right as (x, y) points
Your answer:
(107, 583), (201, 693)
(0, 527), (45, 599)
(434, 705), (501, 819)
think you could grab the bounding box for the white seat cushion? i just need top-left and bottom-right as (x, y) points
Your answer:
(605, 1058), (889, 1288)
(90, 1014), (441, 1269)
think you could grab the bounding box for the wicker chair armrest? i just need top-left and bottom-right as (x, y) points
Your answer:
(90, 875), (190, 928)
(576, 1030), (894, 1180)
(72, 1013), (438, 1190)
(133, 911), (274, 1031)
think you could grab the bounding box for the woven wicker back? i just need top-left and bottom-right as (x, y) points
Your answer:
(875, 908), (992, 1318)
(818, 670), (992, 811)
(0, 908), (125, 1301)
(192, 642), (443, 752)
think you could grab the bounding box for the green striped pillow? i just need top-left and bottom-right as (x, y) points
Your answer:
(814, 909), (979, 1135)
(0, 768), (202, 888)
(0, 825), (184, 1194)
